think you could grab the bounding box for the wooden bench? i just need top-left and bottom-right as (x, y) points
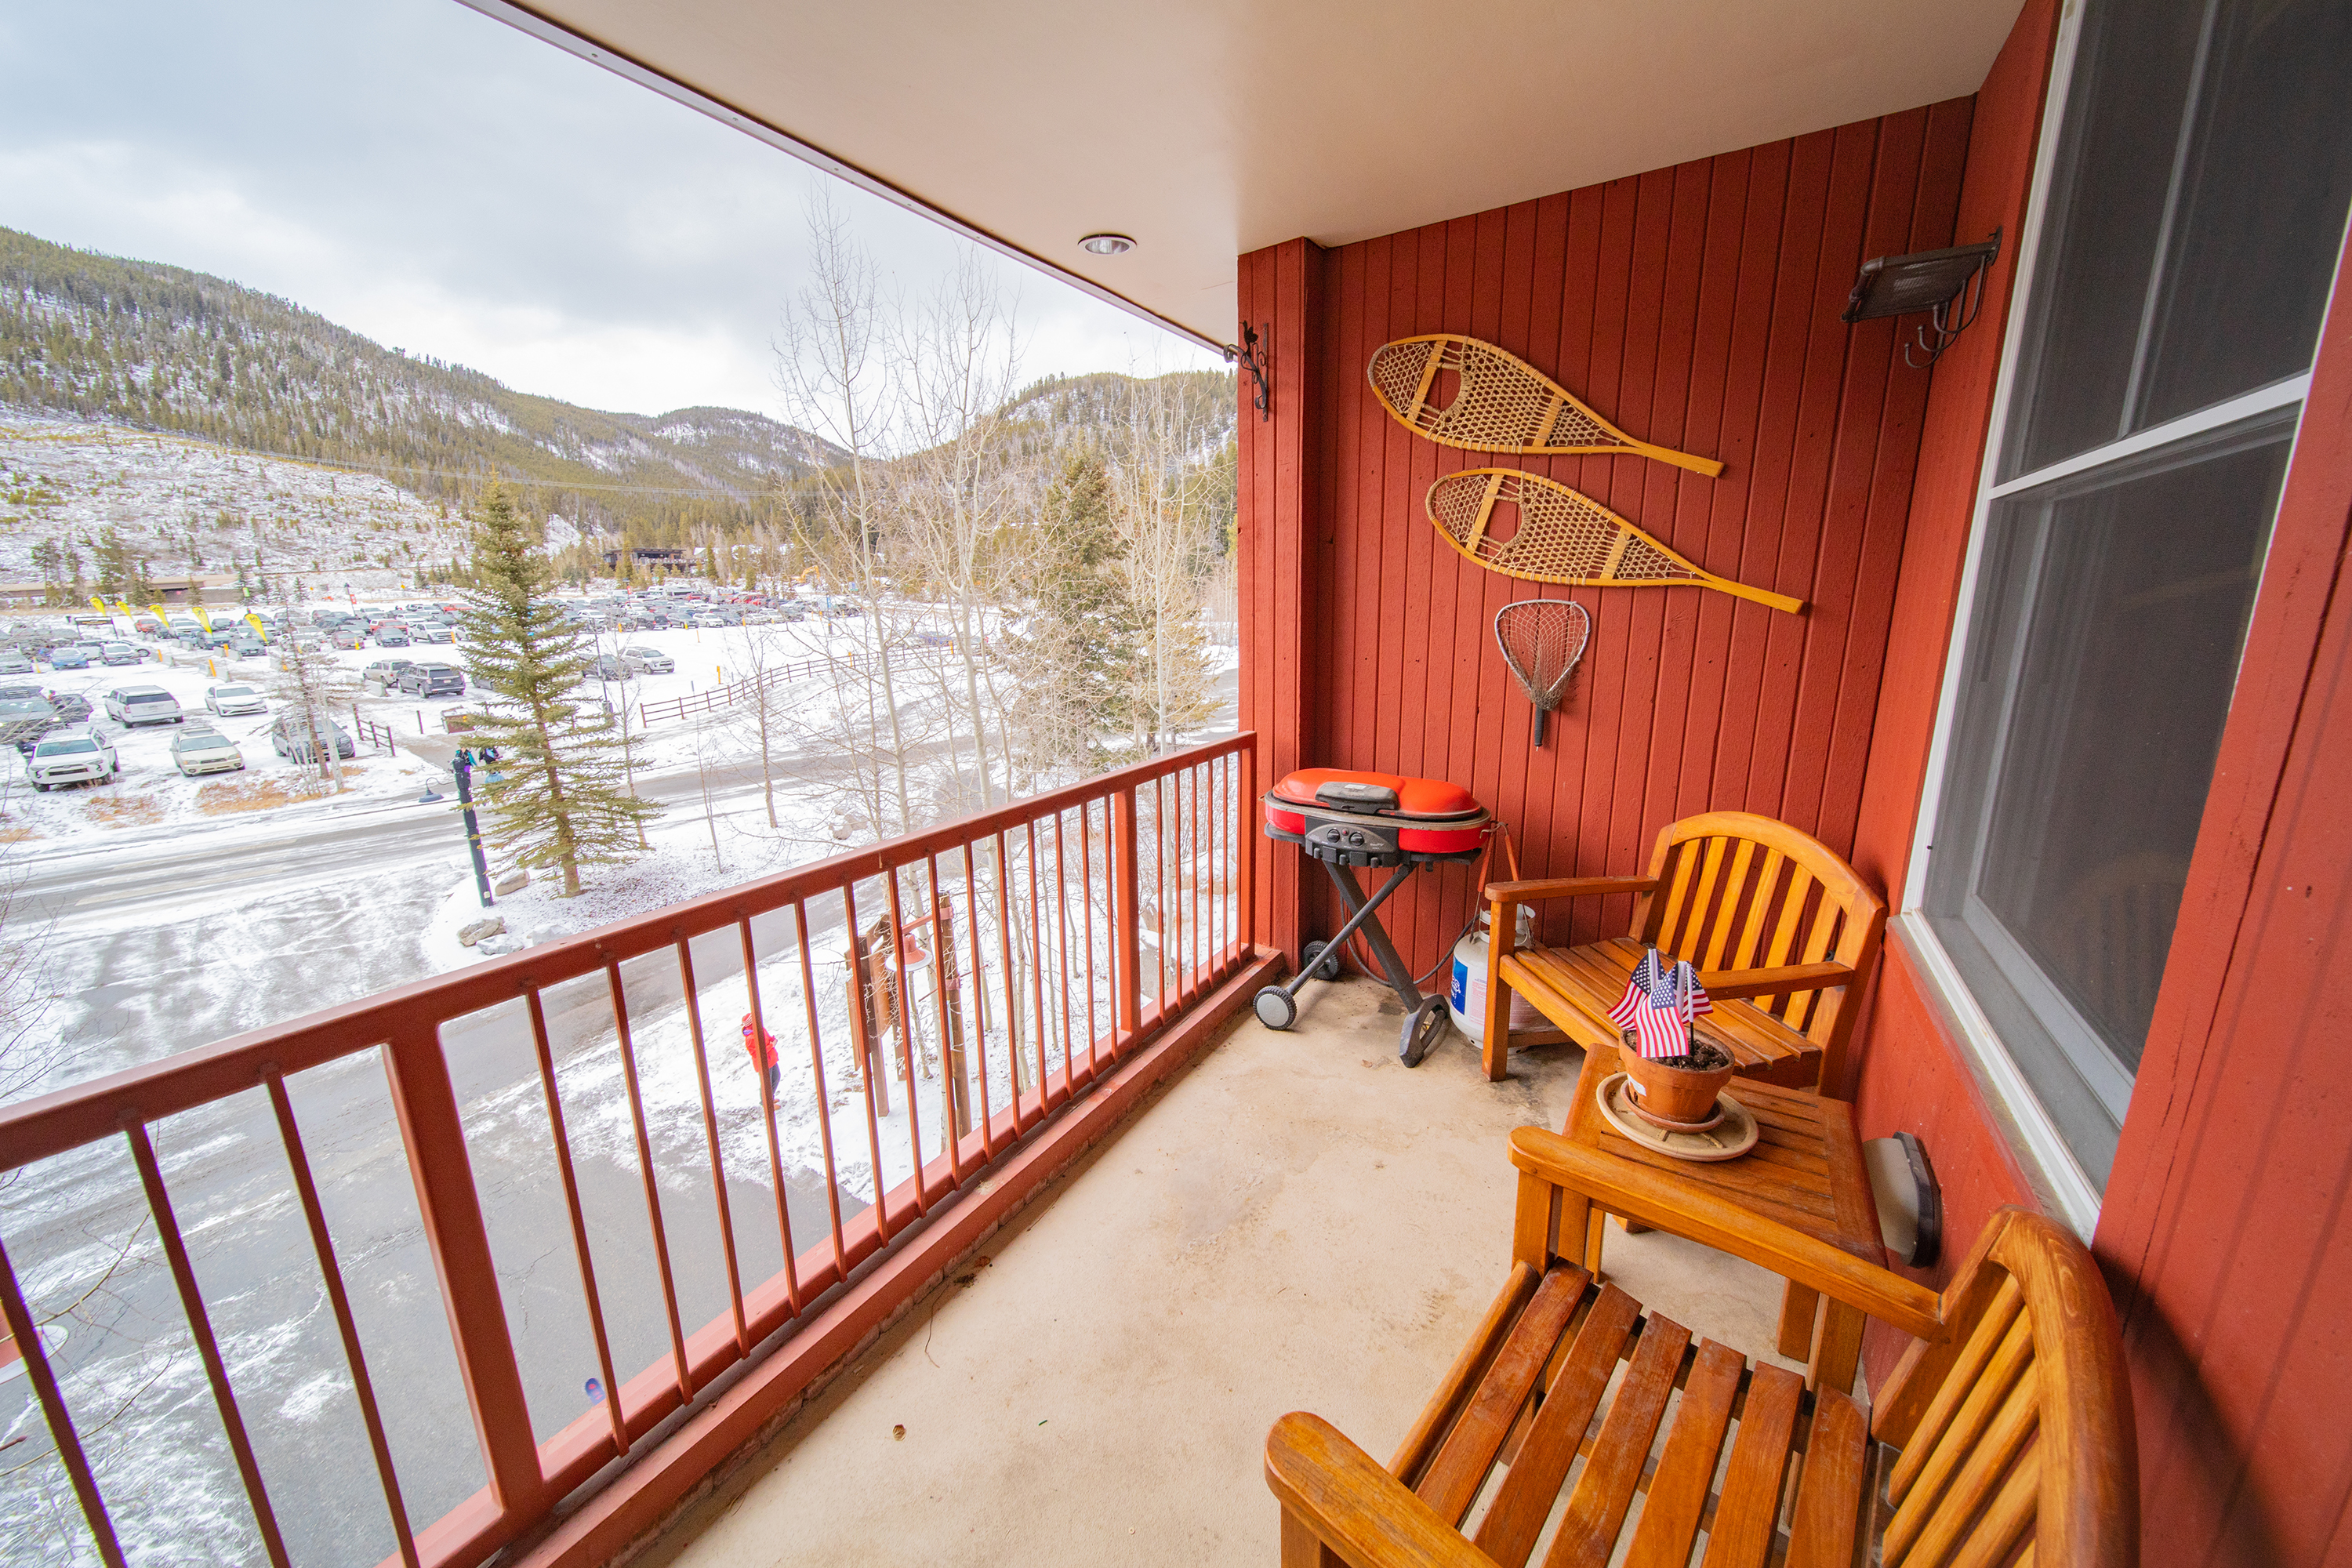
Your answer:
(1480, 811), (1886, 1089)
(1266, 1131), (2136, 1567)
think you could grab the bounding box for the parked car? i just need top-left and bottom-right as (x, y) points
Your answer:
(103, 685), (183, 727)
(49, 693), (92, 724)
(270, 712), (356, 762)
(205, 683), (268, 717)
(0, 652), (32, 677)
(373, 625), (412, 648)
(24, 731), (115, 790)
(686, 612), (728, 628)
(132, 617), (164, 636)
(589, 654), (633, 680)
(46, 644), (93, 670)
(396, 662), (466, 698)
(0, 696), (57, 753)
(329, 628), (366, 650)
(0, 684), (49, 706)
(361, 659), (414, 692)
(619, 646), (675, 674)
(229, 636), (267, 659)
(100, 642), (143, 666)
(169, 725), (247, 777)
(412, 624), (457, 644)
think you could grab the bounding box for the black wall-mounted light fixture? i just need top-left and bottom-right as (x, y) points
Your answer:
(1229, 323), (1271, 420)
(1842, 229), (2002, 368)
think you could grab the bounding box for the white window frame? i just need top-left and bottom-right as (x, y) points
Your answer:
(1897, 0), (2324, 1238)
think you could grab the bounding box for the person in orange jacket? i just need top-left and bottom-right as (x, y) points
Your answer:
(741, 1012), (781, 1097)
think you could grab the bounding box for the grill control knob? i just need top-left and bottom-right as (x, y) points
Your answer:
(1347, 831), (1366, 846)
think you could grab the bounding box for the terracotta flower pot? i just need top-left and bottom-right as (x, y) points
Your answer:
(1618, 1033), (1735, 1127)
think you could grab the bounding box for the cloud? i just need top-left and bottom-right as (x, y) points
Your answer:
(0, 0), (1222, 417)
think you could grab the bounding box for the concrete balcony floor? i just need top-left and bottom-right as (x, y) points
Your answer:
(641, 973), (1817, 1567)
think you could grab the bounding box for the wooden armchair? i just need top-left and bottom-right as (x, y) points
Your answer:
(1266, 1129), (2136, 1568)
(1479, 811), (1886, 1087)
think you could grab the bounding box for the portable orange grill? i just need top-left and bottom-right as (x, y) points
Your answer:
(1258, 768), (1490, 1064)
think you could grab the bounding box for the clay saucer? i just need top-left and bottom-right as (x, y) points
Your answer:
(1595, 1073), (1760, 1163)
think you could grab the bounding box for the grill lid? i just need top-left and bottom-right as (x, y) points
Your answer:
(1269, 768), (1481, 822)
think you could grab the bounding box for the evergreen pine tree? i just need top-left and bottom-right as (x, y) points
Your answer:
(1007, 448), (1142, 776)
(458, 485), (659, 895)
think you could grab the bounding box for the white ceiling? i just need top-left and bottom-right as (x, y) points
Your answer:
(474, 0), (2025, 351)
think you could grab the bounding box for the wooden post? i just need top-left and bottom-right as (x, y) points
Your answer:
(844, 924), (891, 1117)
(379, 1027), (546, 1523)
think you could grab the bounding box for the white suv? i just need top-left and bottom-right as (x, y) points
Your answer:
(103, 685), (184, 726)
(27, 732), (117, 790)
(205, 683), (268, 716)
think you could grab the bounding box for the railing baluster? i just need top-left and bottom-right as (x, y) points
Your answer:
(961, 839), (996, 1160)
(738, 917), (803, 1316)
(263, 1066), (421, 1568)
(921, 854), (965, 1178)
(604, 960), (692, 1403)
(1051, 812), (1074, 1099)
(124, 1120), (293, 1568)
(1027, 818), (1052, 1111)
(0, 1231), (125, 1567)
(1190, 762), (1205, 1000)
(881, 865), (929, 1209)
(1239, 745), (1258, 950)
(841, 882), (895, 1240)
(787, 903), (848, 1279)
(522, 987), (627, 1459)
(1153, 775), (1169, 1019)
(993, 828), (1026, 1123)
(1079, 801), (1100, 1075)
(676, 938), (751, 1357)
(1111, 786), (1142, 1050)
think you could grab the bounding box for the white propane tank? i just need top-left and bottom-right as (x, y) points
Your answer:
(1447, 906), (1544, 1041)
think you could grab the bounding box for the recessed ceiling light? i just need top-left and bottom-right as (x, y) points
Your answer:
(1079, 233), (1134, 256)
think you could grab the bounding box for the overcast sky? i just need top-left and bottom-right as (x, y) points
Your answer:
(0, 0), (1221, 419)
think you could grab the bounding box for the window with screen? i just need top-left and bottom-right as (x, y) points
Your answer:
(1926, 0), (2351, 1188)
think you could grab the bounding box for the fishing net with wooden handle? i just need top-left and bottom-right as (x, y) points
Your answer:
(1494, 600), (1590, 746)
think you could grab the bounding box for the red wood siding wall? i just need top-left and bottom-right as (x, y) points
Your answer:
(1844, 0), (2060, 1384)
(1236, 100), (1975, 973)
(2090, 219), (2352, 1568)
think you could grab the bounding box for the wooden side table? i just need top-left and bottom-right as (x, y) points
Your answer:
(1557, 1042), (1885, 1395)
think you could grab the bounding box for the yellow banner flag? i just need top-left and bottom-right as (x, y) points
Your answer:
(114, 600), (134, 618)
(245, 613), (267, 639)
(88, 597), (107, 615)
(190, 604), (215, 632)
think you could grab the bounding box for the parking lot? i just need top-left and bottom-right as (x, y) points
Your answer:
(0, 593), (871, 838)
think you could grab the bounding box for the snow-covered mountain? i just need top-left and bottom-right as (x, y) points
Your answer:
(0, 225), (847, 546)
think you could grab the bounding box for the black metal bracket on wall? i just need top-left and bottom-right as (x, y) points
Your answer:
(1229, 323), (1271, 419)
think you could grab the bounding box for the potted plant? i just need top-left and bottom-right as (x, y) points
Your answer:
(1617, 1031), (1735, 1128)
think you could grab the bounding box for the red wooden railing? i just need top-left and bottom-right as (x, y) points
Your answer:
(0, 735), (1259, 1568)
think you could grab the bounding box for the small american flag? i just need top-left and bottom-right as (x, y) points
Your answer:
(1608, 948), (1714, 1059)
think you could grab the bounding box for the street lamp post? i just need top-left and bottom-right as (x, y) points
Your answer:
(452, 746), (497, 908)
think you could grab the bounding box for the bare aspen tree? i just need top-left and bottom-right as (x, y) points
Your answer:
(723, 622), (800, 830)
(892, 252), (1024, 810)
(773, 193), (916, 837)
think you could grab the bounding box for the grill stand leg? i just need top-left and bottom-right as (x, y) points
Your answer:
(1254, 854), (1426, 1033)
(1316, 858), (1427, 1011)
